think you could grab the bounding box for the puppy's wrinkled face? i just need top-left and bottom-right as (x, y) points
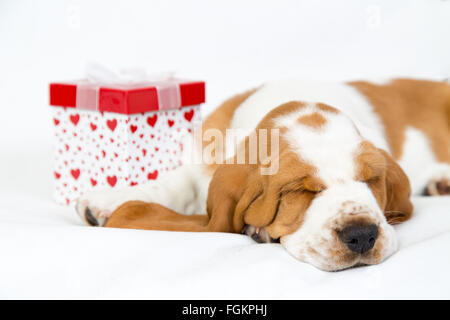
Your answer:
(247, 102), (410, 271)
(279, 181), (396, 271)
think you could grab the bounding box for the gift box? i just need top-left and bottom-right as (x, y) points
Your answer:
(49, 71), (204, 205)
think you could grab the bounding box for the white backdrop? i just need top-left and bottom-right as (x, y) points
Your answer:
(1, 0), (450, 147)
(1, 0), (450, 299)
(0, 0), (449, 199)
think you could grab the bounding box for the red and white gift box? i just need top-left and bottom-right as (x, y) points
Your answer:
(49, 74), (204, 205)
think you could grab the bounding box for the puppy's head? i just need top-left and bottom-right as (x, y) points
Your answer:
(210, 101), (412, 271)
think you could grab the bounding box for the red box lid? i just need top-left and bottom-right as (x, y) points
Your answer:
(49, 80), (205, 114)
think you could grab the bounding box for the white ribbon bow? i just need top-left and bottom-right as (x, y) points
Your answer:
(77, 63), (181, 110)
(85, 62), (176, 85)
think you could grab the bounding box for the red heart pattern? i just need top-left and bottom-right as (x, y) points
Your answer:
(106, 119), (117, 131)
(70, 169), (80, 180)
(51, 105), (199, 205)
(147, 114), (158, 127)
(70, 114), (80, 125)
(184, 110), (194, 122)
(107, 176), (117, 187)
(147, 170), (158, 180)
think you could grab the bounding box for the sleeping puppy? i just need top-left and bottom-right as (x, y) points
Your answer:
(76, 78), (450, 271)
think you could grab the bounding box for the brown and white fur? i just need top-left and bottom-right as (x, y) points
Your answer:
(76, 78), (450, 271)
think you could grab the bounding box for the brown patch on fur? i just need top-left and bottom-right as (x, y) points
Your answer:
(316, 102), (339, 114)
(256, 101), (308, 130)
(297, 112), (327, 129)
(106, 201), (210, 231)
(350, 79), (450, 163)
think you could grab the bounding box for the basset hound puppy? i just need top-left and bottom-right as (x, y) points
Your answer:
(76, 78), (450, 271)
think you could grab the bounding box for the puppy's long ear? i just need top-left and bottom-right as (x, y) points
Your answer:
(206, 164), (261, 233)
(232, 151), (314, 239)
(379, 149), (413, 224)
(207, 133), (280, 234)
(207, 163), (279, 235)
(233, 170), (277, 232)
(234, 172), (313, 240)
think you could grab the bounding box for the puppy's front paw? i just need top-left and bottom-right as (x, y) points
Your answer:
(75, 190), (121, 226)
(424, 172), (450, 196)
(75, 183), (160, 226)
(75, 199), (110, 226)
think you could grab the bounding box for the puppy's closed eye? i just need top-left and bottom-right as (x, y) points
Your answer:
(281, 176), (325, 194)
(362, 175), (381, 184)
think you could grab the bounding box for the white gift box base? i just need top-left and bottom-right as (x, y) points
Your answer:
(51, 106), (200, 205)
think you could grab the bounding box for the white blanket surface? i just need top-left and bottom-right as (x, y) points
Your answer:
(0, 146), (449, 299)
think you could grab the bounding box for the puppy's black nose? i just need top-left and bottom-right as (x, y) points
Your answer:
(338, 224), (378, 254)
